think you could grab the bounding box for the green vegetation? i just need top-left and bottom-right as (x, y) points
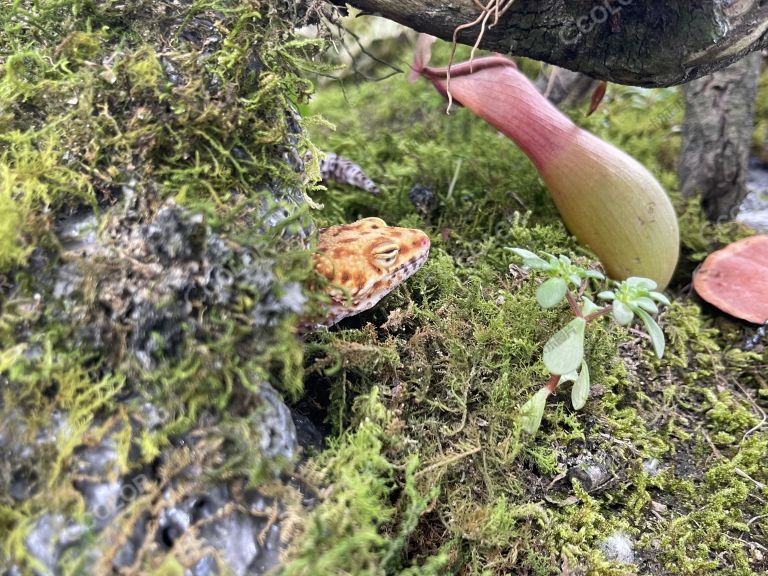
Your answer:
(289, 39), (768, 575)
(0, 4), (766, 574)
(508, 249), (671, 434)
(0, 1), (323, 573)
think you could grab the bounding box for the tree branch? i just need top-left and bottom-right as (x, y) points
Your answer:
(343, 0), (768, 87)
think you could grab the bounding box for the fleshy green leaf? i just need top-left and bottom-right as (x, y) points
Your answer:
(509, 248), (550, 270)
(571, 361), (590, 410)
(520, 387), (550, 435)
(508, 248), (539, 260)
(649, 291), (671, 305)
(543, 253), (559, 266)
(612, 300), (634, 325)
(597, 290), (615, 301)
(536, 277), (567, 309)
(636, 308), (665, 358)
(585, 269), (605, 280)
(580, 297), (600, 317)
(634, 297), (658, 313)
(625, 277), (657, 290)
(559, 370), (579, 383)
(543, 317), (586, 375)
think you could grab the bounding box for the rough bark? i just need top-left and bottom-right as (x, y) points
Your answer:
(763, 124), (768, 164)
(679, 52), (764, 221)
(343, 0), (768, 87)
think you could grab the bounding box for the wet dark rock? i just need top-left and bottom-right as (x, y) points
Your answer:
(73, 437), (118, 477)
(52, 262), (85, 301)
(112, 511), (151, 569)
(79, 481), (122, 530)
(160, 56), (182, 86)
(139, 401), (171, 430)
(158, 506), (191, 547)
(55, 212), (99, 254)
(567, 462), (611, 492)
(199, 507), (281, 575)
(143, 485), (284, 576)
(24, 514), (89, 575)
(10, 465), (38, 501)
(4, 379), (301, 573)
(237, 258), (306, 330)
(53, 201), (308, 370)
(146, 209), (207, 265)
(408, 184), (436, 218)
(129, 301), (189, 370)
(291, 411), (325, 454)
(71, 436), (123, 528)
(255, 383), (297, 462)
(564, 449), (614, 493)
(188, 555), (219, 576)
(23, 514), (62, 571)
(0, 411), (67, 505)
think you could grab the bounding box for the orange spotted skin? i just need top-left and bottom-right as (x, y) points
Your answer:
(314, 217), (431, 326)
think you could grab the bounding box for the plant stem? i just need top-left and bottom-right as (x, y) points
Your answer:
(584, 305), (613, 323)
(546, 373), (560, 393)
(565, 289), (581, 317)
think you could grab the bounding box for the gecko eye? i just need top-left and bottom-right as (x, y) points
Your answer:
(372, 242), (400, 268)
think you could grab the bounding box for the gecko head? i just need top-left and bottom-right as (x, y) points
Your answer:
(314, 217), (430, 325)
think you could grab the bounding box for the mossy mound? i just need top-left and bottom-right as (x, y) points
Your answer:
(0, 1), (327, 573)
(288, 41), (768, 575)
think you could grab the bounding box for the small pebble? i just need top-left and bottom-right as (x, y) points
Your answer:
(642, 458), (661, 476)
(599, 532), (635, 564)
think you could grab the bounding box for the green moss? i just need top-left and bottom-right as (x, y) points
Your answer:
(0, 0), (325, 572)
(0, 169), (28, 269)
(124, 45), (166, 94)
(56, 30), (103, 63)
(290, 36), (768, 575)
(283, 388), (449, 575)
(652, 443), (764, 575)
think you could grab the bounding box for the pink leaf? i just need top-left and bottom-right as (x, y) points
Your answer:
(408, 33), (437, 82)
(693, 235), (768, 324)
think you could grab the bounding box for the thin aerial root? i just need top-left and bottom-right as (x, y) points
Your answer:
(445, 0), (516, 112)
(447, 9), (489, 101)
(493, 0), (517, 27)
(469, 7), (494, 66)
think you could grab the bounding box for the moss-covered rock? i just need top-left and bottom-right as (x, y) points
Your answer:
(0, 1), (326, 573)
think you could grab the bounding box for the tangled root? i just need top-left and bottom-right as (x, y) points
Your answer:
(445, 0), (517, 111)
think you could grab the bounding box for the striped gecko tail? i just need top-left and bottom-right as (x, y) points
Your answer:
(306, 151), (381, 195)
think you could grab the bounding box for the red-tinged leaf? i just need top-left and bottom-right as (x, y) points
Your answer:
(693, 235), (768, 324)
(587, 81), (607, 117)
